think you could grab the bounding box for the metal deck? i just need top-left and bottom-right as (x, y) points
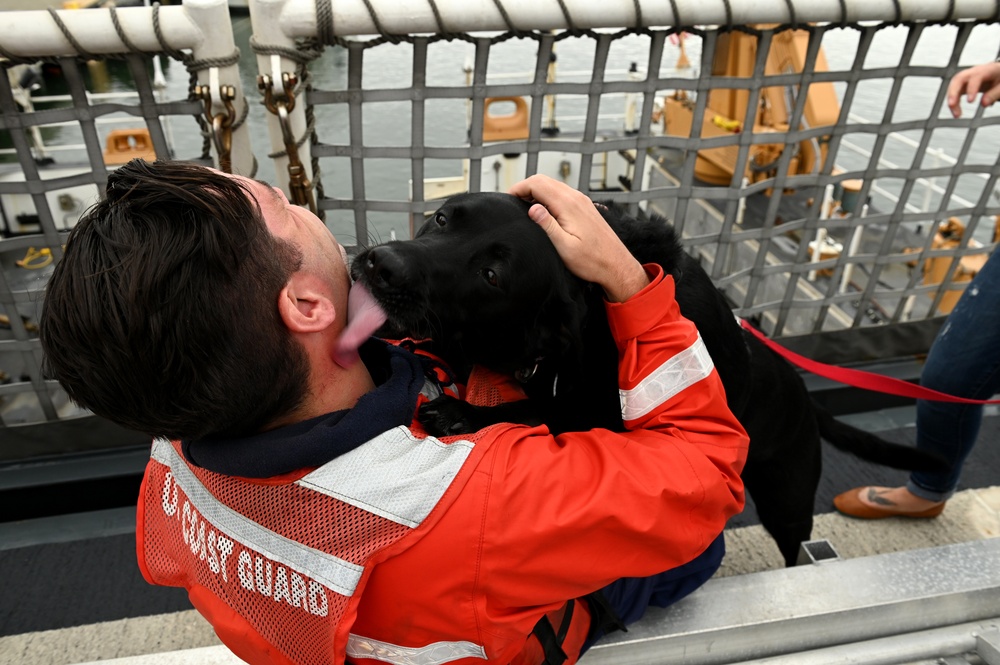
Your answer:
(584, 538), (1000, 665)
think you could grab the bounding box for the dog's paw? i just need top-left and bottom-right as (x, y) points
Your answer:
(418, 394), (479, 436)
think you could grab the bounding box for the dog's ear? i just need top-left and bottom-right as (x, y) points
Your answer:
(555, 283), (591, 366)
(525, 271), (590, 366)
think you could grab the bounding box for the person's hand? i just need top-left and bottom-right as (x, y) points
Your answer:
(509, 175), (648, 302)
(947, 61), (1000, 118)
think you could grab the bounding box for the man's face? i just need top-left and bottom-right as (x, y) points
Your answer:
(229, 174), (351, 305)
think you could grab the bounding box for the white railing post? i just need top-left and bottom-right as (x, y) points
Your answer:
(183, 0), (254, 176)
(247, 0), (314, 199)
(737, 177), (749, 226)
(808, 184), (834, 281)
(624, 62), (641, 135)
(840, 203), (868, 294)
(0, 0), (251, 175)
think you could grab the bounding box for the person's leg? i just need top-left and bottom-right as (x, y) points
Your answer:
(836, 249), (1000, 517)
(907, 249), (1000, 498)
(581, 534), (725, 652)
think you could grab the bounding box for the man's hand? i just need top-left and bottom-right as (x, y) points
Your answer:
(947, 61), (1000, 118)
(509, 175), (648, 302)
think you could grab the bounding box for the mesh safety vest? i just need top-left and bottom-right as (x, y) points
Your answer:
(137, 420), (496, 665)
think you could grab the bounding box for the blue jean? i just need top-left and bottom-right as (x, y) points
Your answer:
(580, 533), (725, 653)
(909, 249), (1000, 501)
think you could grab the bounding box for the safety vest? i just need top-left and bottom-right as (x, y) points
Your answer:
(137, 419), (495, 665)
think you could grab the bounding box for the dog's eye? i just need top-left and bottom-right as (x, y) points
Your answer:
(481, 268), (499, 287)
(434, 212), (447, 227)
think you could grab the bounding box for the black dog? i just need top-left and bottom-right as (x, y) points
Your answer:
(352, 192), (943, 567)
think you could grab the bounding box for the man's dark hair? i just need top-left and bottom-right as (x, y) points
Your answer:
(39, 159), (308, 441)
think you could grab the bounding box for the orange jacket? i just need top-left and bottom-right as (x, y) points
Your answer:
(349, 266), (748, 664)
(137, 266), (748, 665)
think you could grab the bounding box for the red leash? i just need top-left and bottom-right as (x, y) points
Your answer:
(739, 319), (1000, 405)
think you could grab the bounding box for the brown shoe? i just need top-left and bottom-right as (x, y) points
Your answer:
(833, 487), (946, 519)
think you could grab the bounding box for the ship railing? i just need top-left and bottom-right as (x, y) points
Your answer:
(0, 0), (248, 432)
(3, 0), (1000, 429)
(246, 0), (1000, 357)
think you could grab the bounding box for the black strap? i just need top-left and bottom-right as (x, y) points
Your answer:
(530, 599), (574, 665)
(555, 597), (575, 645)
(583, 590), (628, 637)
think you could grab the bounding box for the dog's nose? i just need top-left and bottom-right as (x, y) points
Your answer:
(362, 245), (409, 289)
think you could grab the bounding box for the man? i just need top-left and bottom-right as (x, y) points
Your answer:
(40, 160), (748, 665)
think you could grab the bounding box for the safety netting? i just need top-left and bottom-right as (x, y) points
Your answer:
(3, 0), (1000, 432)
(267, 0), (1000, 342)
(0, 1), (241, 437)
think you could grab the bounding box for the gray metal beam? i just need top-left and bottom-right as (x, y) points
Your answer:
(728, 620), (999, 665)
(582, 538), (1000, 665)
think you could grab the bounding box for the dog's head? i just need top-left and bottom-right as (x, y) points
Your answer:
(351, 192), (589, 376)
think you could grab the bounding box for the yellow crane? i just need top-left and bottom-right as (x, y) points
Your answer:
(663, 27), (840, 186)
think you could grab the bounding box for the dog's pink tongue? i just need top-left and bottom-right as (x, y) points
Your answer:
(333, 282), (388, 367)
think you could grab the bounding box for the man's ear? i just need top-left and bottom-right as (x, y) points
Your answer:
(277, 274), (337, 333)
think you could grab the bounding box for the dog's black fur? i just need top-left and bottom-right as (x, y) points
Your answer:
(352, 192), (944, 567)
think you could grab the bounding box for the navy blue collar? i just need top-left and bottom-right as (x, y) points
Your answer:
(182, 340), (429, 478)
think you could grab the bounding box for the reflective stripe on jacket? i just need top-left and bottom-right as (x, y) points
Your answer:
(137, 421), (496, 665)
